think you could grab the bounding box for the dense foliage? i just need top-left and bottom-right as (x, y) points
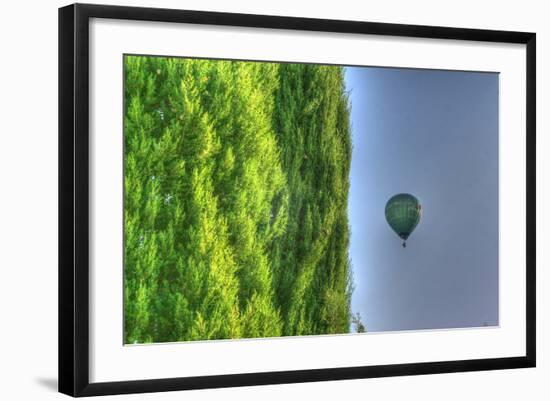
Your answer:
(124, 55), (353, 343)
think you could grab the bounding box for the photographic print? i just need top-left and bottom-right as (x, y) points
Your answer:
(123, 55), (499, 344)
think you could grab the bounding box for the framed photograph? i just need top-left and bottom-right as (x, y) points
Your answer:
(58, 3), (536, 397)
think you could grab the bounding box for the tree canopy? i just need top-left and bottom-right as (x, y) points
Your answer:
(124, 56), (354, 343)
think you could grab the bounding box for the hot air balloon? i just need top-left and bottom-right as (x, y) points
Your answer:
(385, 193), (421, 248)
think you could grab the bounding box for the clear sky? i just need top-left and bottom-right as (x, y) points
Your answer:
(344, 66), (499, 332)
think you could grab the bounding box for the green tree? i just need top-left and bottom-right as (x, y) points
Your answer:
(124, 56), (354, 343)
(351, 312), (366, 333)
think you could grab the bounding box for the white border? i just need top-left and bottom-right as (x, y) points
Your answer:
(89, 18), (526, 383)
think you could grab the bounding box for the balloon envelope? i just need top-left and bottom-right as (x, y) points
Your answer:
(385, 193), (421, 241)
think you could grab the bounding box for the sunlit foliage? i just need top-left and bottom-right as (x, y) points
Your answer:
(124, 56), (353, 343)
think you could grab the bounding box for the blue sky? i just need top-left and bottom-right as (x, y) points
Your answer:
(344, 67), (499, 332)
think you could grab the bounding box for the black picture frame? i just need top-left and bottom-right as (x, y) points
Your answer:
(59, 3), (536, 397)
